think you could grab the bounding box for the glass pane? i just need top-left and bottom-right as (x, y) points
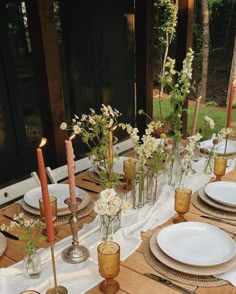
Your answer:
(5, 0), (42, 143)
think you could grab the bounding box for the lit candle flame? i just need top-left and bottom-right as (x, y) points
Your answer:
(39, 137), (47, 148)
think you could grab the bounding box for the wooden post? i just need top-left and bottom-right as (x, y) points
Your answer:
(135, 0), (153, 135)
(26, 0), (66, 167)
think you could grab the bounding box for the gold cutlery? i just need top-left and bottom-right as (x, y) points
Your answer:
(144, 273), (195, 294)
(200, 215), (236, 226)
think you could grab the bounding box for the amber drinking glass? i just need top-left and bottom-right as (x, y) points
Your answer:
(123, 158), (135, 191)
(214, 156), (227, 181)
(173, 188), (192, 224)
(39, 196), (58, 235)
(97, 241), (120, 294)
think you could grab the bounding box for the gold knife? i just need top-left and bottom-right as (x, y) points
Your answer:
(144, 273), (195, 294)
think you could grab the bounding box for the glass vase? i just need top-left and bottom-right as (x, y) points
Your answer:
(165, 142), (182, 187)
(204, 154), (213, 174)
(23, 248), (42, 279)
(146, 170), (159, 204)
(100, 214), (120, 242)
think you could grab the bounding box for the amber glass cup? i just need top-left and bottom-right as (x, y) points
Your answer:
(97, 241), (120, 294)
(39, 196), (58, 235)
(173, 188), (192, 224)
(214, 156), (227, 181)
(123, 158), (136, 191)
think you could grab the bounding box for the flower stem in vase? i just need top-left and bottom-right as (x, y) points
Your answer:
(138, 169), (145, 208)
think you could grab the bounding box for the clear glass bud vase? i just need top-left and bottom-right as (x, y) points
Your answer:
(166, 142), (182, 187)
(100, 214), (120, 242)
(23, 248), (42, 279)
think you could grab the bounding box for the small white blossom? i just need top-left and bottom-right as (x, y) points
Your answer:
(60, 122), (67, 130)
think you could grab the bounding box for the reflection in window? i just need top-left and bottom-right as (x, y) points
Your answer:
(5, 0), (42, 143)
(0, 105), (6, 150)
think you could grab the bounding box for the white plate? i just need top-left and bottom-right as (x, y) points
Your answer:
(198, 139), (236, 155)
(150, 230), (236, 275)
(198, 187), (236, 213)
(205, 181), (236, 207)
(24, 184), (85, 211)
(157, 222), (236, 266)
(0, 232), (7, 256)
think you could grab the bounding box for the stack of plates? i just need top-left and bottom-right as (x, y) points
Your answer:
(150, 222), (236, 275)
(198, 139), (236, 155)
(21, 184), (91, 216)
(198, 181), (236, 213)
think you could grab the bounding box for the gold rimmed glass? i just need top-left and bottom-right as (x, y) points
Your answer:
(97, 241), (120, 294)
(173, 187), (192, 224)
(214, 156), (227, 181)
(39, 196), (58, 236)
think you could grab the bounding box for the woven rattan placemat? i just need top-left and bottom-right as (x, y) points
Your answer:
(192, 192), (236, 221)
(20, 199), (94, 225)
(143, 235), (228, 287)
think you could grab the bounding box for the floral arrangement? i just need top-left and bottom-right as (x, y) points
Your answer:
(0, 213), (45, 254)
(120, 114), (166, 171)
(60, 104), (122, 188)
(94, 188), (131, 240)
(162, 48), (194, 142)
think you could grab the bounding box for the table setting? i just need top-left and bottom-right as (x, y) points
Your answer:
(18, 183), (93, 225)
(2, 104), (236, 294)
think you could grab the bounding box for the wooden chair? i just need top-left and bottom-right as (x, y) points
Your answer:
(113, 138), (133, 155)
(46, 156), (93, 184)
(0, 172), (40, 206)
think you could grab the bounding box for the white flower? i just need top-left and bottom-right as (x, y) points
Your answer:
(100, 188), (117, 203)
(204, 116), (215, 129)
(106, 205), (120, 216)
(60, 122), (67, 130)
(121, 200), (132, 212)
(73, 125), (81, 134)
(110, 196), (122, 208)
(94, 199), (107, 215)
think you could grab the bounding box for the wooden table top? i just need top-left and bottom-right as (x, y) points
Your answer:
(0, 168), (236, 294)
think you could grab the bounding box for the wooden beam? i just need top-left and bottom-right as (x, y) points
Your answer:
(135, 0), (153, 135)
(26, 0), (66, 166)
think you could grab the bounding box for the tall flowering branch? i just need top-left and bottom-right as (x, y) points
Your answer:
(60, 104), (122, 188)
(163, 48), (194, 142)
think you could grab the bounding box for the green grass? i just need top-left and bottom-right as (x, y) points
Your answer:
(153, 99), (236, 138)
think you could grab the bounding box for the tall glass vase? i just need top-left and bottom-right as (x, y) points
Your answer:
(165, 142), (182, 187)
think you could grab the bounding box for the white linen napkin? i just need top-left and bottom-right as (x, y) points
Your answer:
(215, 266), (236, 286)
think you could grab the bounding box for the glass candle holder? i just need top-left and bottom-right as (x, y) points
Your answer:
(173, 187), (192, 224)
(97, 241), (120, 294)
(39, 196), (58, 235)
(214, 156), (227, 181)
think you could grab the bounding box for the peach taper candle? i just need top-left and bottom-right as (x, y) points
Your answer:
(65, 136), (76, 204)
(37, 138), (55, 243)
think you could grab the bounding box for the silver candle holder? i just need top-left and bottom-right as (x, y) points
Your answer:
(62, 198), (90, 263)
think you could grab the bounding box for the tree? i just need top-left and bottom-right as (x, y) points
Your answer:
(200, 0), (209, 103)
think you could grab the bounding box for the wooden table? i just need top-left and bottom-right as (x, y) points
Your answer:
(0, 169), (236, 294)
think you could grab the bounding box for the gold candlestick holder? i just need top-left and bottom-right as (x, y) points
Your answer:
(62, 198), (90, 263)
(46, 243), (68, 294)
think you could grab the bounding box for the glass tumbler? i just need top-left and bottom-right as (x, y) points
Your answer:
(173, 187), (192, 223)
(214, 156), (227, 181)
